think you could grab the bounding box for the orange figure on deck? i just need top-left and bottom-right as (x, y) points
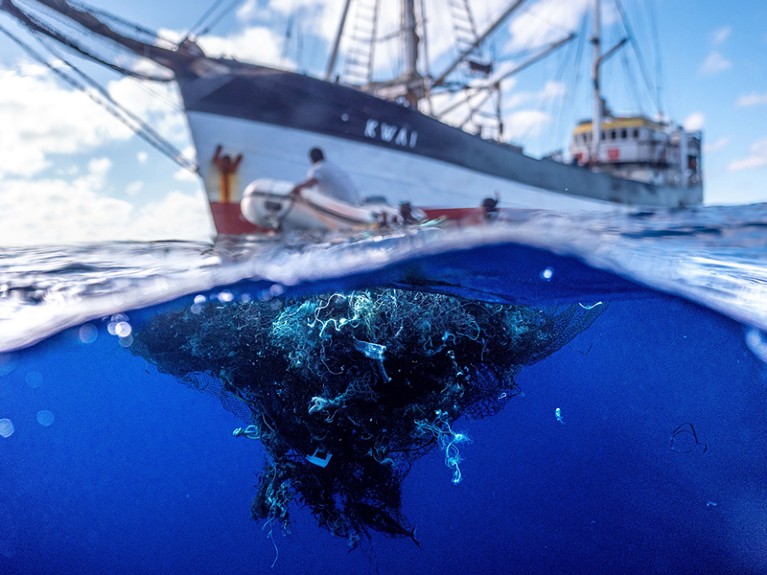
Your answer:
(212, 144), (243, 203)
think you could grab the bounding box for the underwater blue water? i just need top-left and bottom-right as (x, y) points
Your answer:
(1, 205), (767, 574)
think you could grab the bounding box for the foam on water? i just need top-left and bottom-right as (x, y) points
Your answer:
(1, 204), (767, 352)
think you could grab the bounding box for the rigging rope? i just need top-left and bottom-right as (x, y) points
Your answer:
(541, 25), (581, 155)
(648, 0), (665, 116)
(184, 0), (226, 40)
(195, 0), (240, 37)
(0, 22), (198, 174)
(614, 0), (658, 117)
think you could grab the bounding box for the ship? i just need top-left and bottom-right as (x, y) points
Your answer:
(0, 0), (703, 235)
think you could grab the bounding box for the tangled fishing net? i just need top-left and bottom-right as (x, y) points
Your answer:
(132, 288), (603, 547)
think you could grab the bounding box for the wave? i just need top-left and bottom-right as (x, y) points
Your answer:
(1, 203), (767, 352)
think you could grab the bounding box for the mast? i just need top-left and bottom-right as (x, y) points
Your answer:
(431, 0), (526, 90)
(325, 0), (353, 81)
(401, 0), (421, 106)
(591, 0), (602, 165)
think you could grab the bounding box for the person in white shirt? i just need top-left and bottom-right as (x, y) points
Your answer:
(291, 147), (361, 205)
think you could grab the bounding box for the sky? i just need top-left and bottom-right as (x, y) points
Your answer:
(0, 0), (766, 244)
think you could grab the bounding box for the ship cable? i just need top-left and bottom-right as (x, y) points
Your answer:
(614, 0), (658, 116)
(0, 22), (198, 174)
(3, 0), (175, 82)
(186, 0), (240, 38)
(182, 0), (225, 41)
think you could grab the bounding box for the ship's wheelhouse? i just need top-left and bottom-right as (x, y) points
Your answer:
(569, 116), (702, 188)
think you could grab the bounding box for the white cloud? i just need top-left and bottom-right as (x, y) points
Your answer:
(125, 181), (144, 197)
(712, 26), (732, 45)
(683, 112), (705, 131)
(208, 0), (350, 70)
(0, 168), (213, 245)
(700, 51), (731, 76)
(728, 139), (767, 172)
(174, 167), (199, 182)
(0, 66), (131, 179)
(236, 0), (263, 21)
(107, 76), (187, 147)
(181, 145), (197, 164)
(539, 80), (567, 100)
(504, 80), (567, 109)
(88, 157), (112, 179)
(0, 168), (132, 246)
(505, 110), (551, 141)
(137, 151), (148, 164)
(237, 0), (338, 26)
(130, 191), (215, 241)
(282, 0), (356, 44)
(736, 92), (767, 107)
(504, 0), (591, 52)
(198, 26), (286, 66)
(703, 137), (730, 154)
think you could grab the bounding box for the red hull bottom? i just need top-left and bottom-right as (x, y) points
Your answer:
(209, 201), (488, 236)
(209, 202), (261, 235)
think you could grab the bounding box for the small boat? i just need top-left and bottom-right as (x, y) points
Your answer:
(240, 179), (412, 232)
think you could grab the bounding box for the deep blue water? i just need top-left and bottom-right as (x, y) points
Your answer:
(2, 207), (767, 574)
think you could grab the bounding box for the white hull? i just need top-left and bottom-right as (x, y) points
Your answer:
(190, 111), (617, 214)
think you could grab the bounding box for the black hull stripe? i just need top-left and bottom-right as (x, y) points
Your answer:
(177, 61), (701, 207)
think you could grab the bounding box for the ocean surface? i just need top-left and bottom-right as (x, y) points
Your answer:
(1, 204), (767, 575)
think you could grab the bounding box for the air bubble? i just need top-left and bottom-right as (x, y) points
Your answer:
(25, 371), (44, 389)
(0, 418), (14, 438)
(36, 410), (55, 427)
(108, 314), (130, 336)
(79, 323), (98, 344)
(217, 291), (234, 303)
(0, 354), (16, 377)
(114, 322), (132, 338)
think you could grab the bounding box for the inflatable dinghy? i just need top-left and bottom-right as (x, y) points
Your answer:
(240, 179), (415, 232)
